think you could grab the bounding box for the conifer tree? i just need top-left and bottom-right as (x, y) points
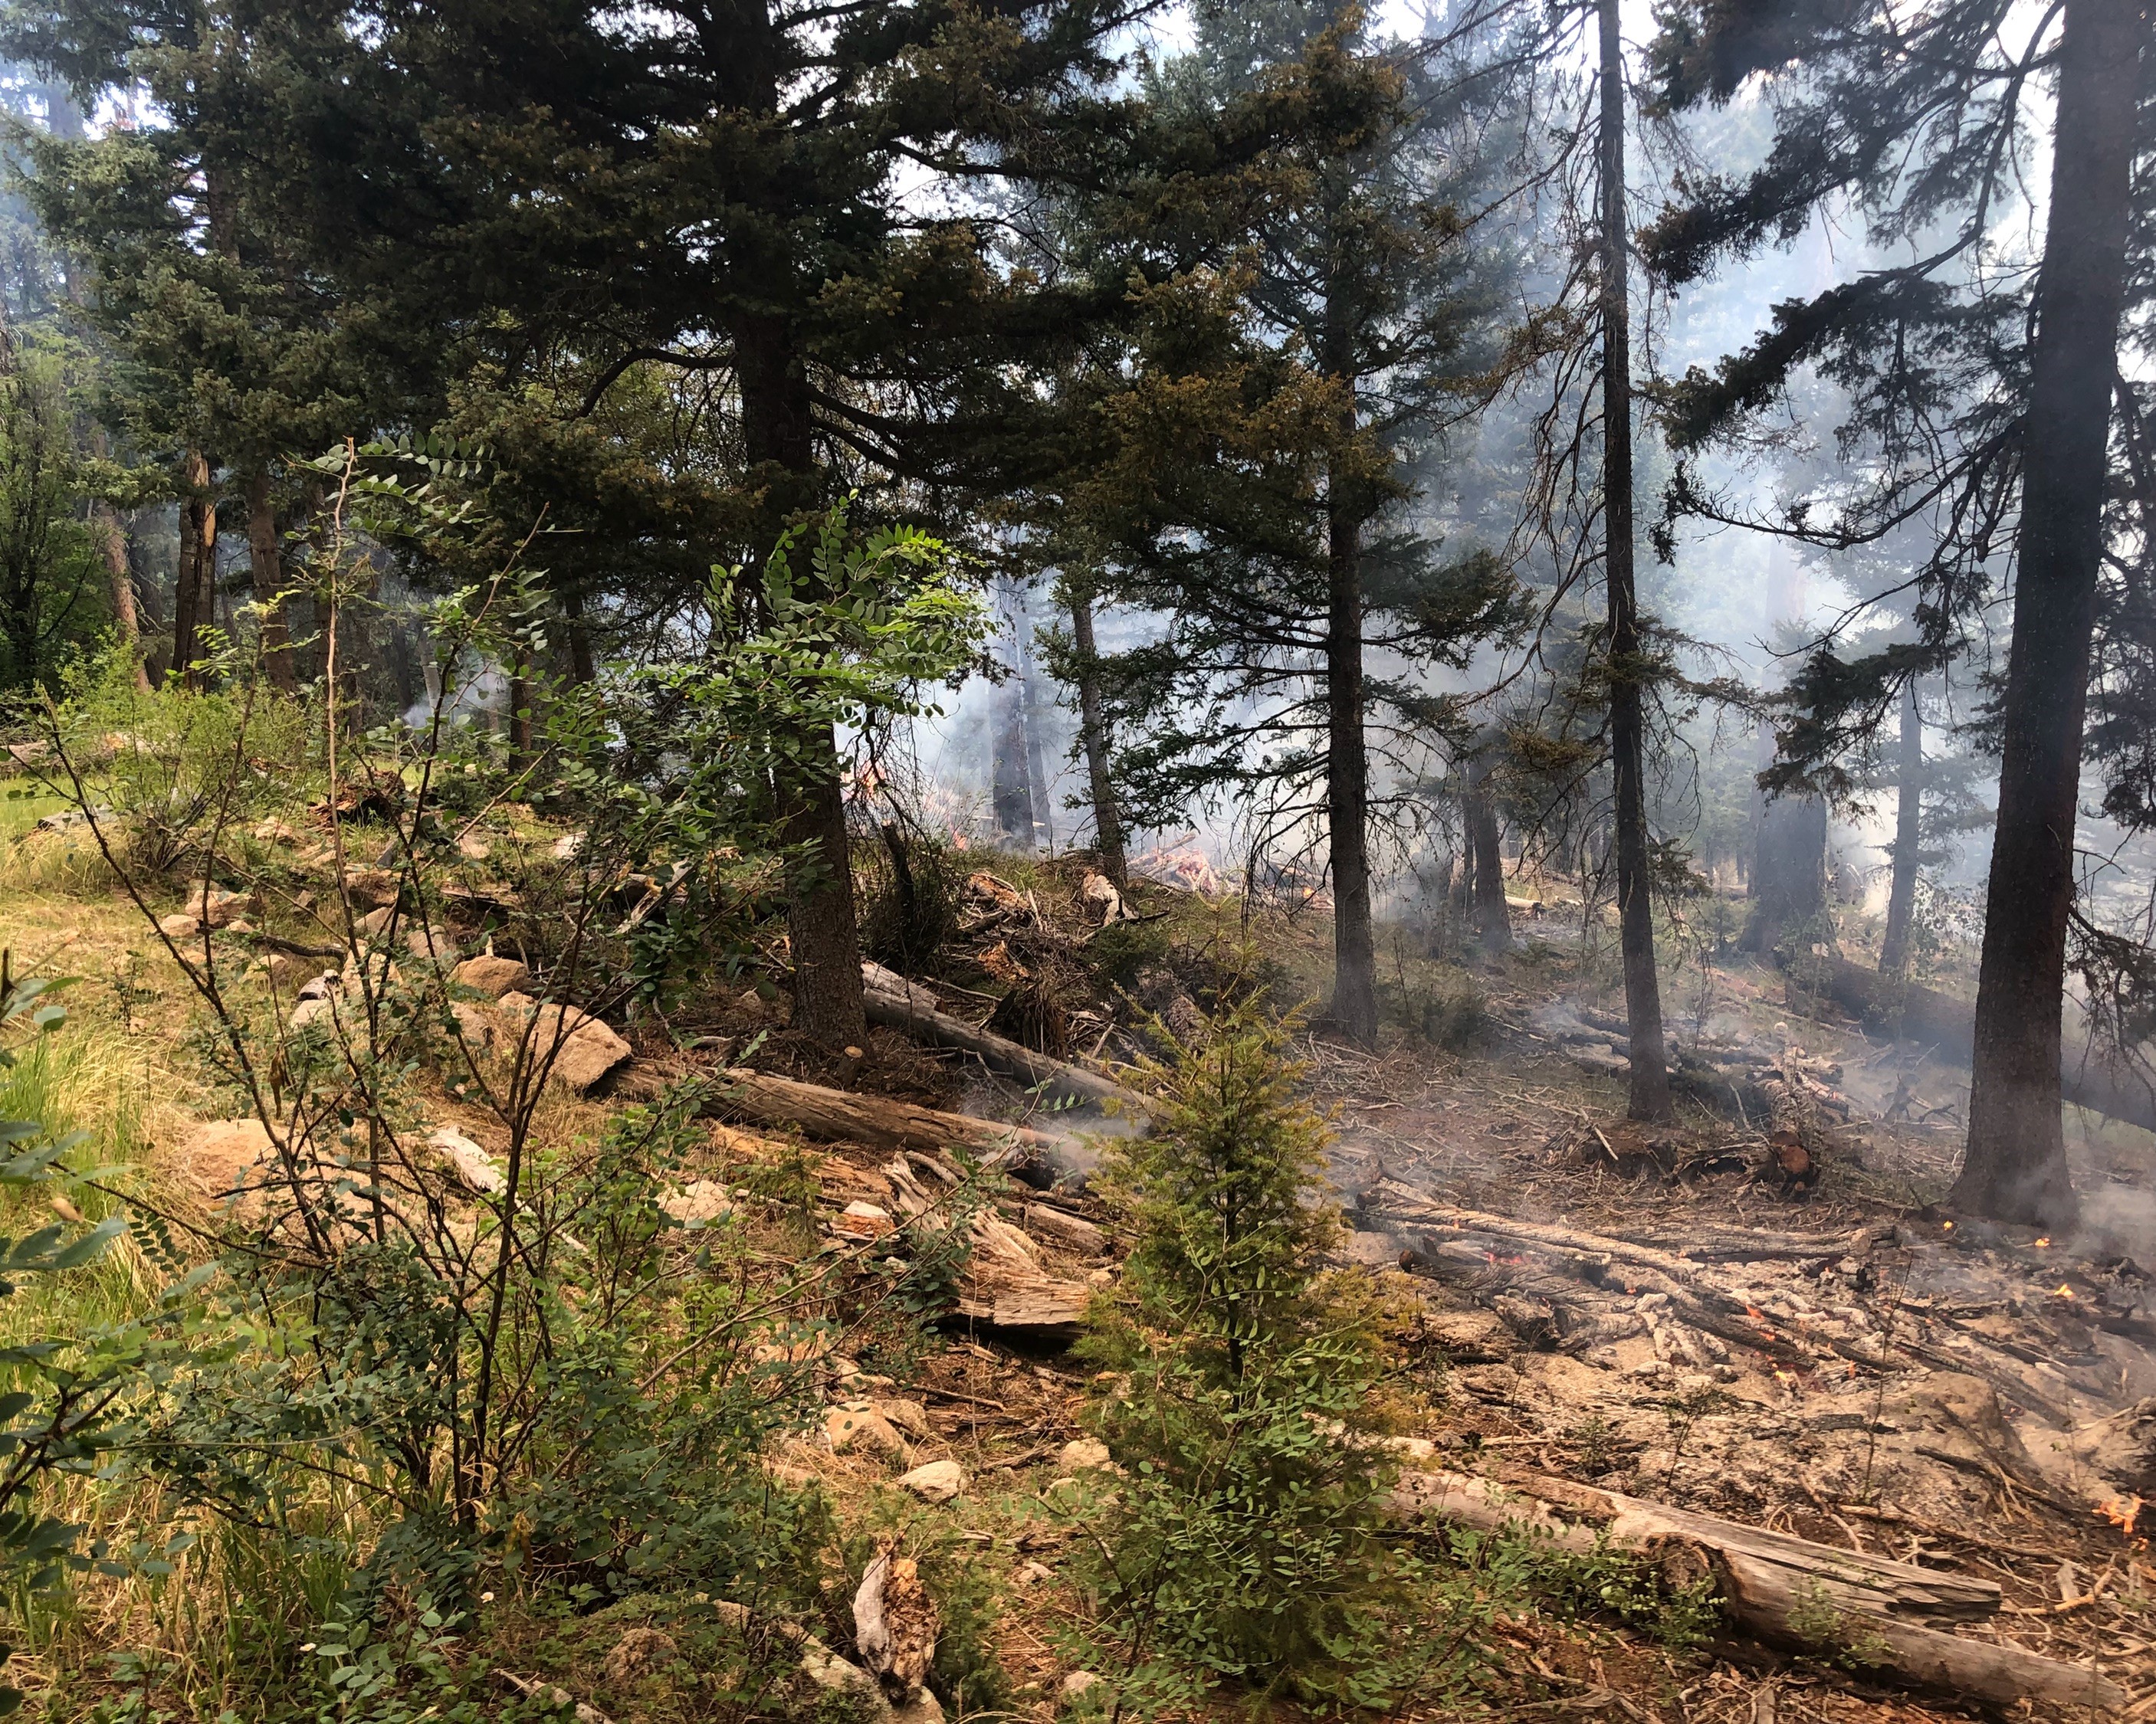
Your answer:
(1047, 3), (1521, 1045)
(1645, 0), (2153, 1225)
(140, 0), (1160, 1041)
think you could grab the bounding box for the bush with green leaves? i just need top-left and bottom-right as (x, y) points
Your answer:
(0, 973), (188, 1715)
(1070, 991), (1464, 1710)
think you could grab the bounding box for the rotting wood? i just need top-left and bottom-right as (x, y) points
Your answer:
(861, 961), (1149, 1117)
(707, 1069), (1098, 1187)
(1391, 1470), (2125, 1711)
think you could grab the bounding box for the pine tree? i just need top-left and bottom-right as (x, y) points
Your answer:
(149, 0), (1162, 1042)
(1645, 0), (2153, 1225)
(1044, 3), (1523, 1045)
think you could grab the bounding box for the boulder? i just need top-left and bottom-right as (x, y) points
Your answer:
(1056, 1439), (1111, 1473)
(875, 1398), (932, 1440)
(825, 1404), (907, 1460)
(659, 1180), (733, 1226)
(495, 992), (632, 1093)
(184, 885), (249, 928)
(453, 954), (531, 1000)
(179, 1119), (275, 1209)
(896, 1459), (966, 1503)
(158, 913), (202, 940)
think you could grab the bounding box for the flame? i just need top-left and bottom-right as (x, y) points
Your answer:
(2035, 1237), (2051, 1248)
(2099, 1496), (2144, 1538)
(2056, 1284), (2076, 1299)
(1941, 1219), (1954, 1231)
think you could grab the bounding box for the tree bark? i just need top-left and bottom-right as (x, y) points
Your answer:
(736, 308), (865, 1046)
(1465, 768), (1508, 954)
(1019, 614), (1054, 851)
(1068, 581), (1127, 887)
(1742, 794), (1827, 955)
(1957, 0), (2140, 1230)
(1599, 0), (1672, 1119)
(94, 502), (152, 692)
(563, 587), (596, 683)
(244, 470), (297, 696)
(174, 451), (216, 690)
(991, 578), (1034, 846)
(1326, 493), (1378, 1046)
(507, 646), (533, 773)
(1880, 680), (1922, 975)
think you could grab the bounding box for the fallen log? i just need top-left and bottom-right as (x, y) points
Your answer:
(709, 1069), (1098, 1187)
(1807, 957), (2156, 1136)
(861, 962), (1149, 1117)
(1393, 1470), (2124, 1712)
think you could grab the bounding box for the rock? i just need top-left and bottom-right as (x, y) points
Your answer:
(453, 955), (531, 1000)
(1012, 1559), (1055, 1588)
(429, 1126), (504, 1195)
(457, 832), (492, 860)
(1060, 1671), (1101, 1703)
(185, 885), (249, 929)
(402, 923), (458, 963)
(799, 1641), (890, 1717)
(551, 831), (585, 860)
(892, 1689), (944, 1724)
(496, 993), (632, 1093)
(342, 867), (401, 910)
(222, 918), (255, 936)
(179, 1119), (274, 1209)
(251, 818), (303, 844)
(835, 1201), (895, 1241)
(355, 906), (395, 939)
(289, 997), (336, 1031)
(158, 913), (202, 940)
(659, 1180), (733, 1226)
(875, 1398), (932, 1440)
(450, 1001), (495, 1048)
(825, 1404), (907, 1459)
(297, 969), (340, 1001)
(896, 1459), (965, 1503)
(603, 1626), (680, 1684)
(1056, 1439), (1111, 1473)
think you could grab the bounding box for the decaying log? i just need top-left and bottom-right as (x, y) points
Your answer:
(1809, 957), (2156, 1135)
(861, 962), (1148, 1117)
(1393, 1470), (2125, 1712)
(708, 1070), (1097, 1186)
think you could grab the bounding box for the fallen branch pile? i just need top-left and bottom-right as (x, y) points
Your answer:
(1395, 1469), (2125, 1709)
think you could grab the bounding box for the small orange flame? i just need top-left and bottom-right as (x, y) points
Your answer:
(2056, 1284), (2076, 1299)
(2034, 1237), (2051, 1248)
(2099, 1496), (2143, 1538)
(1941, 1219), (1954, 1231)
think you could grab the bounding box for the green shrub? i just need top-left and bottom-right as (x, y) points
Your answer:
(1084, 919), (1172, 992)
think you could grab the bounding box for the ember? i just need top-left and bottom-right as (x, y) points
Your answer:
(2099, 1496), (2144, 1539)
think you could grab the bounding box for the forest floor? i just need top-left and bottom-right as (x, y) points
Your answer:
(2, 777), (2154, 1723)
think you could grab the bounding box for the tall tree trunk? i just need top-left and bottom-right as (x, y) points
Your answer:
(737, 310), (865, 1046)
(563, 588), (596, 683)
(1019, 617), (1055, 852)
(174, 451), (215, 690)
(991, 580), (1034, 845)
(1743, 794), (1828, 955)
(1465, 769), (1508, 955)
(1326, 477), (1378, 1047)
(1880, 680), (1923, 975)
(94, 502), (152, 692)
(1956, 0), (2139, 1230)
(1068, 580), (1127, 887)
(244, 470), (297, 696)
(1599, 0), (1672, 1119)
